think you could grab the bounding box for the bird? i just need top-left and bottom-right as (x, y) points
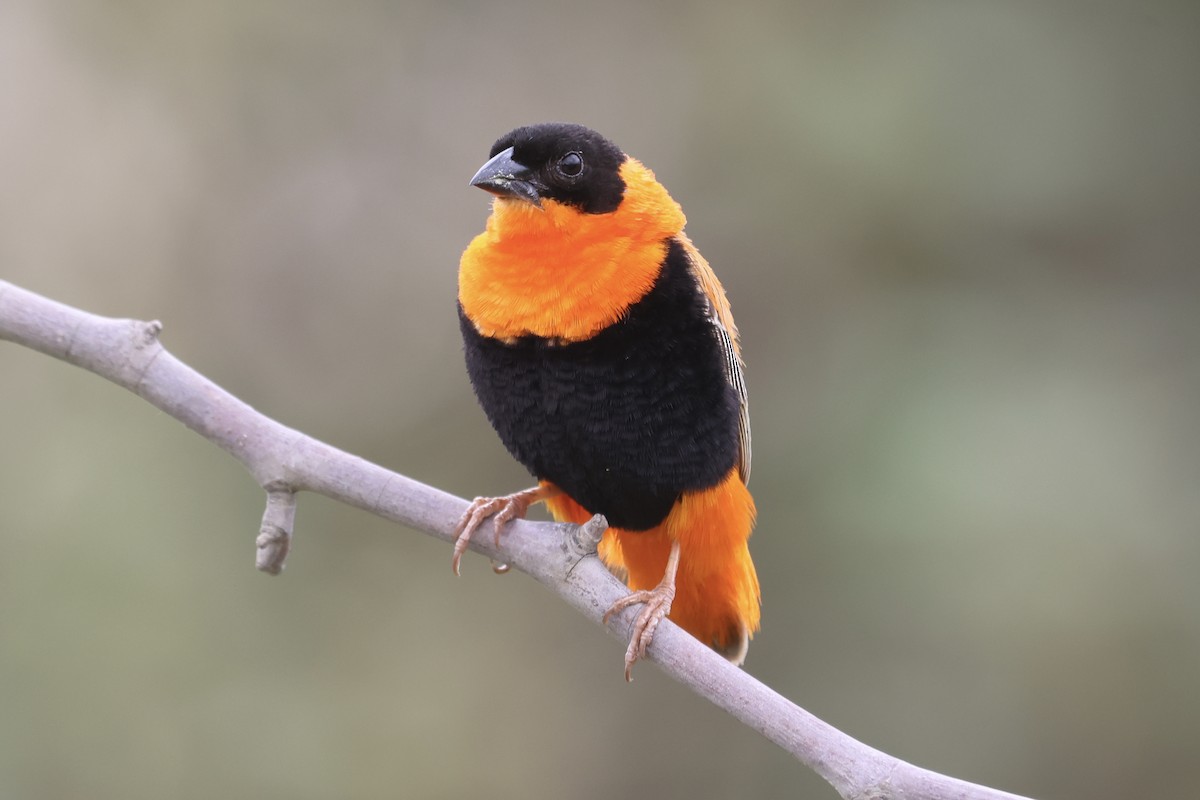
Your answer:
(453, 122), (759, 679)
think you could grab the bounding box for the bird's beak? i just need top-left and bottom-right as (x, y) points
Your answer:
(469, 147), (543, 207)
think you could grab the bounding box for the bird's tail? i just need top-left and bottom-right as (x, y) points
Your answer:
(546, 470), (760, 664)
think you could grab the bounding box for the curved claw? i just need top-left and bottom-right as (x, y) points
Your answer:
(602, 539), (682, 681)
(450, 485), (559, 575)
(452, 496), (508, 576)
(604, 585), (676, 681)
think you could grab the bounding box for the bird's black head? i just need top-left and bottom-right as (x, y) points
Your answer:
(469, 123), (626, 214)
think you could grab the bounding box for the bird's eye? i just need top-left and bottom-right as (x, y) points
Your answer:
(556, 152), (584, 178)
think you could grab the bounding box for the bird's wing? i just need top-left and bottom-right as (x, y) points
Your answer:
(677, 234), (752, 484)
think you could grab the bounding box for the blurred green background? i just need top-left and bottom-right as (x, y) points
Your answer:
(2, 1), (1198, 798)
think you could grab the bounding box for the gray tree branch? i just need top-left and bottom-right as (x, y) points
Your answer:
(0, 279), (1035, 800)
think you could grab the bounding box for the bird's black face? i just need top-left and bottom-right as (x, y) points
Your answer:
(469, 123), (626, 214)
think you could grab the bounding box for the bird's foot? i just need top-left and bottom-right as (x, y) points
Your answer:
(603, 540), (681, 681)
(603, 582), (676, 681)
(451, 485), (553, 575)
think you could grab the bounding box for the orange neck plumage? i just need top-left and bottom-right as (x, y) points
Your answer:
(458, 158), (686, 342)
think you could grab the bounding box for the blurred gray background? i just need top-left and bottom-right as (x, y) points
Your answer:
(2, 1), (1198, 798)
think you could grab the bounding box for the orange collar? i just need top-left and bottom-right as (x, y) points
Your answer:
(459, 158), (686, 342)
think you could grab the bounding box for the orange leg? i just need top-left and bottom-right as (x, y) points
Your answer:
(603, 539), (681, 681)
(451, 484), (561, 575)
